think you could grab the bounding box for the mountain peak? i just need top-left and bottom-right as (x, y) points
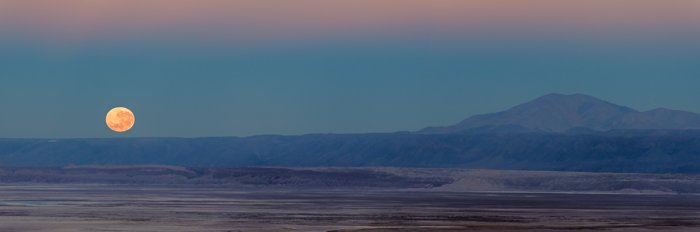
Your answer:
(539, 93), (596, 99)
(530, 93), (631, 109)
(422, 93), (700, 133)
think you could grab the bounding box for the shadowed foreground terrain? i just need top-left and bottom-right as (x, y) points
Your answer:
(0, 185), (698, 232)
(1, 166), (700, 194)
(0, 167), (699, 231)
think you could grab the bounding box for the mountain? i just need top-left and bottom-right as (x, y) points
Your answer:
(421, 93), (700, 133)
(1, 93), (700, 173)
(1, 130), (700, 173)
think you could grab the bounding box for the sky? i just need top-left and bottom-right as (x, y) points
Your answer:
(1, 0), (700, 138)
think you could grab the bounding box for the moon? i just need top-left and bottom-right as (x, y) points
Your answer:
(106, 107), (135, 133)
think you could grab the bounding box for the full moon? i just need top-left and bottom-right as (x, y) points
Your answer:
(106, 107), (135, 133)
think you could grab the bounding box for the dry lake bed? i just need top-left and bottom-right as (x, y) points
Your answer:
(0, 184), (699, 232)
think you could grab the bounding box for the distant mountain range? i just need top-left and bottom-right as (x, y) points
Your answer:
(422, 93), (700, 133)
(1, 94), (699, 173)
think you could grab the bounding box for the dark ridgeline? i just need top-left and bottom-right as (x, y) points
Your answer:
(1, 94), (700, 173)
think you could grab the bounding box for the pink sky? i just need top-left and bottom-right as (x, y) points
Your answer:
(1, 0), (699, 42)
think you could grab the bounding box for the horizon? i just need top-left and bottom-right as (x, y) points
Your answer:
(2, 1), (700, 138)
(2, 92), (699, 139)
(2, 2), (700, 231)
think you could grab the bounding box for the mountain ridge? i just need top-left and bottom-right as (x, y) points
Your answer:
(2, 130), (700, 173)
(1, 94), (700, 173)
(421, 93), (700, 133)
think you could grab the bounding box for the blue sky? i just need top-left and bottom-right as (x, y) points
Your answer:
(1, 1), (699, 138)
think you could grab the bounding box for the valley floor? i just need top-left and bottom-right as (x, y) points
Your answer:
(0, 184), (698, 232)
